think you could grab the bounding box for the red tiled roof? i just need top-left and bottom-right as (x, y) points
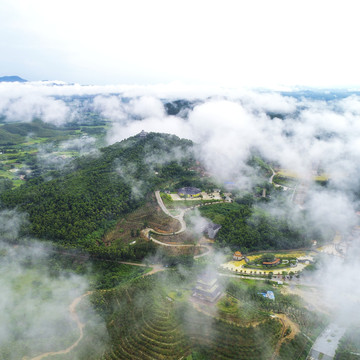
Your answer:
(263, 258), (280, 265)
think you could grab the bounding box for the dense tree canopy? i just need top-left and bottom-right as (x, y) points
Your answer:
(199, 203), (311, 252)
(0, 133), (195, 252)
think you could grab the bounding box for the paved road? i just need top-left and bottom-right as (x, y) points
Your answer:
(269, 167), (276, 184)
(308, 323), (346, 360)
(143, 228), (196, 247)
(155, 190), (186, 233)
(194, 244), (213, 258)
(219, 273), (269, 281)
(147, 191), (215, 256)
(269, 167), (291, 190)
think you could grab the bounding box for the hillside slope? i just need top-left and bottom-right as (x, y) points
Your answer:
(0, 133), (194, 251)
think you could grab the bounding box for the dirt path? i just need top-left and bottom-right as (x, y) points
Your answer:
(271, 313), (300, 359)
(116, 260), (147, 267)
(30, 262), (163, 360)
(143, 264), (164, 276)
(30, 291), (93, 360)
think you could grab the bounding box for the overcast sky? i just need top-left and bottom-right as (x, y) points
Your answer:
(1, 0), (359, 88)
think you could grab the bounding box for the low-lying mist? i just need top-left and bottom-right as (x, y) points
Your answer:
(0, 210), (107, 360)
(1, 80), (360, 348)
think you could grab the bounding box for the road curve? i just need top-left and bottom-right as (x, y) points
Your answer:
(30, 263), (163, 360)
(142, 228), (195, 247)
(31, 291), (92, 360)
(269, 167), (276, 184)
(155, 190), (186, 233)
(145, 191), (212, 252)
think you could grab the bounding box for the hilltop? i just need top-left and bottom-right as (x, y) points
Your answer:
(0, 75), (27, 82)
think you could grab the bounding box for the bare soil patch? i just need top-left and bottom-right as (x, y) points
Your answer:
(103, 194), (181, 246)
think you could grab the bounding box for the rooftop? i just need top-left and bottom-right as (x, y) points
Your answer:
(177, 186), (201, 195)
(263, 258), (280, 265)
(197, 276), (217, 287)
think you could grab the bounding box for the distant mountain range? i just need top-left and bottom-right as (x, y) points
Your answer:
(0, 75), (27, 82)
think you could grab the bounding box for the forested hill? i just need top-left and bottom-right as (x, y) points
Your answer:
(0, 133), (194, 249)
(199, 203), (311, 252)
(0, 119), (77, 145)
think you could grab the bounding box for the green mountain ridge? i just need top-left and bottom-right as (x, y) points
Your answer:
(0, 119), (76, 145)
(0, 132), (194, 253)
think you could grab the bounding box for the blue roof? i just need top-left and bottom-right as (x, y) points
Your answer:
(258, 291), (275, 300)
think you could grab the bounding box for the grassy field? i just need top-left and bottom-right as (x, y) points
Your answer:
(0, 121), (109, 189)
(168, 289), (189, 302)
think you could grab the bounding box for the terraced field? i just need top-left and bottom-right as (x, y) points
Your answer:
(99, 284), (190, 360)
(183, 304), (282, 360)
(93, 275), (284, 360)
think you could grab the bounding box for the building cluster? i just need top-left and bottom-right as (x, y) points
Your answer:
(177, 187), (201, 197)
(192, 273), (222, 303)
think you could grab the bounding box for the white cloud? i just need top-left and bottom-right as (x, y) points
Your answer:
(92, 95), (125, 122)
(130, 96), (165, 119)
(0, 92), (69, 125)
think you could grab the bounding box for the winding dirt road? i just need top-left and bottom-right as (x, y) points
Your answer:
(30, 261), (164, 360)
(31, 291), (92, 360)
(31, 191), (211, 359)
(271, 313), (300, 360)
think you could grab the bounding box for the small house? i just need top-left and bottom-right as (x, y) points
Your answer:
(233, 251), (244, 261)
(259, 291), (275, 300)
